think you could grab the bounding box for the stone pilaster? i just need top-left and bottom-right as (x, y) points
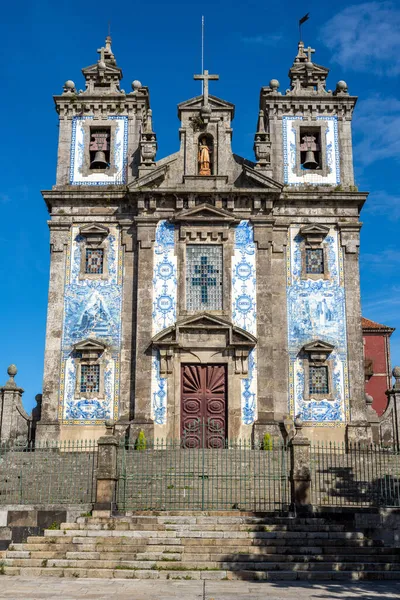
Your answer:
(340, 225), (371, 442)
(119, 224), (135, 424)
(252, 223), (280, 442)
(271, 227), (289, 420)
(36, 225), (69, 442)
(132, 220), (157, 431)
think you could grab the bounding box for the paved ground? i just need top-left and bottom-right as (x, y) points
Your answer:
(0, 578), (399, 599)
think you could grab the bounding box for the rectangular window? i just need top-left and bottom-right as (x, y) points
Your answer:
(80, 364), (100, 393)
(300, 129), (321, 170)
(186, 245), (223, 311)
(85, 248), (104, 274)
(89, 128), (110, 169)
(309, 365), (329, 395)
(305, 248), (324, 274)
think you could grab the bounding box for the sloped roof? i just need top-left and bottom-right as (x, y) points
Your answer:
(362, 317), (395, 333)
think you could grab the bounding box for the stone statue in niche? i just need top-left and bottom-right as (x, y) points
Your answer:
(198, 137), (213, 176)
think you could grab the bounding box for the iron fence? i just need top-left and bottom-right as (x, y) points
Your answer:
(311, 442), (400, 508)
(0, 440), (98, 505)
(116, 437), (290, 512)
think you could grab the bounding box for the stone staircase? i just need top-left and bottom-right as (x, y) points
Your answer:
(2, 513), (400, 581)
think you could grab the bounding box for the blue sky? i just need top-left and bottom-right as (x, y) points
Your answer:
(1, 0), (399, 413)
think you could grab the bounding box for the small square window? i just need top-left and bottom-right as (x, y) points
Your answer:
(80, 364), (100, 393)
(85, 248), (104, 274)
(309, 366), (329, 395)
(306, 248), (324, 274)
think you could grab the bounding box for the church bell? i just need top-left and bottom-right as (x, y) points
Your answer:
(303, 149), (318, 170)
(90, 151), (108, 169)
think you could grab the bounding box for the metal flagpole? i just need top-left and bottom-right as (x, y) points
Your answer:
(201, 15), (205, 92)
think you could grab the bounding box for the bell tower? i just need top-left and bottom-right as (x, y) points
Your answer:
(54, 36), (152, 186)
(255, 41), (357, 188)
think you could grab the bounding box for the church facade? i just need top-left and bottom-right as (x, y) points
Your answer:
(36, 37), (371, 445)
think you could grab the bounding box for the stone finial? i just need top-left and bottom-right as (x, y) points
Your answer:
(288, 40), (329, 95)
(393, 366), (400, 390)
(104, 419), (115, 435)
(63, 80), (76, 94)
(334, 80), (349, 96)
(131, 80), (142, 92)
(81, 36), (123, 95)
(269, 79), (280, 91)
(4, 364), (18, 389)
(365, 392), (374, 406)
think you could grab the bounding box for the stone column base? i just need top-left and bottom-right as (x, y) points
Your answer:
(34, 422), (61, 443)
(128, 419), (154, 443)
(346, 421), (373, 445)
(253, 417), (283, 448)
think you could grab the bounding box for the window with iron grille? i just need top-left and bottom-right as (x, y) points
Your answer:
(186, 245), (223, 311)
(305, 248), (324, 275)
(80, 364), (100, 393)
(85, 248), (104, 274)
(309, 365), (329, 395)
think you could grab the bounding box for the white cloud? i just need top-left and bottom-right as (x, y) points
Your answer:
(241, 34), (282, 46)
(363, 190), (400, 219)
(353, 96), (400, 165)
(320, 2), (400, 75)
(361, 248), (400, 271)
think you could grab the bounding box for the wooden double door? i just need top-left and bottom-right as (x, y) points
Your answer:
(181, 364), (227, 448)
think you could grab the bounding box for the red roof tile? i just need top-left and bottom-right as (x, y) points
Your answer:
(362, 316), (395, 332)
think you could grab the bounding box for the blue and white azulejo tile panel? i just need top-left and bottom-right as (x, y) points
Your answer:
(59, 225), (123, 424)
(232, 221), (257, 425)
(282, 116), (340, 186)
(69, 116), (128, 185)
(287, 226), (350, 424)
(151, 221), (177, 425)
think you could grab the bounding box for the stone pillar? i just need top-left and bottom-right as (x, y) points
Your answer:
(119, 225), (135, 425)
(290, 419), (312, 513)
(132, 220), (157, 438)
(385, 367), (400, 450)
(252, 222), (280, 444)
(94, 421), (118, 516)
(36, 225), (69, 442)
(271, 227), (289, 421)
(340, 226), (371, 443)
(0, 365), (30, 443)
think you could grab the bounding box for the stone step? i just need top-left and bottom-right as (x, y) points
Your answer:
(77, 515), (330, 525)
(63, 522), (348, 534)
(3, 565), (400, 581)
(4, 556), (400, 572)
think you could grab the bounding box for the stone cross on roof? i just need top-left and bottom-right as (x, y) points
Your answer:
(193, 69), (219, 106)
(305, 45), (315, 62)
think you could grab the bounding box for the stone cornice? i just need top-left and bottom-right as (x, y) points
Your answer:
(260, 93), (357, 120)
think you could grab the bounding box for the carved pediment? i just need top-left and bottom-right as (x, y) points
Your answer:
(299, 224), (329, 248)
(178, 94), (235, 113)
(173, 203), (237, 224)
(74, 338), (107, 360)
(152, 313), (256, 376)
(302, 340), (334, 363)
(241, 165), (283, 191)
(79, 224), (109, 246)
